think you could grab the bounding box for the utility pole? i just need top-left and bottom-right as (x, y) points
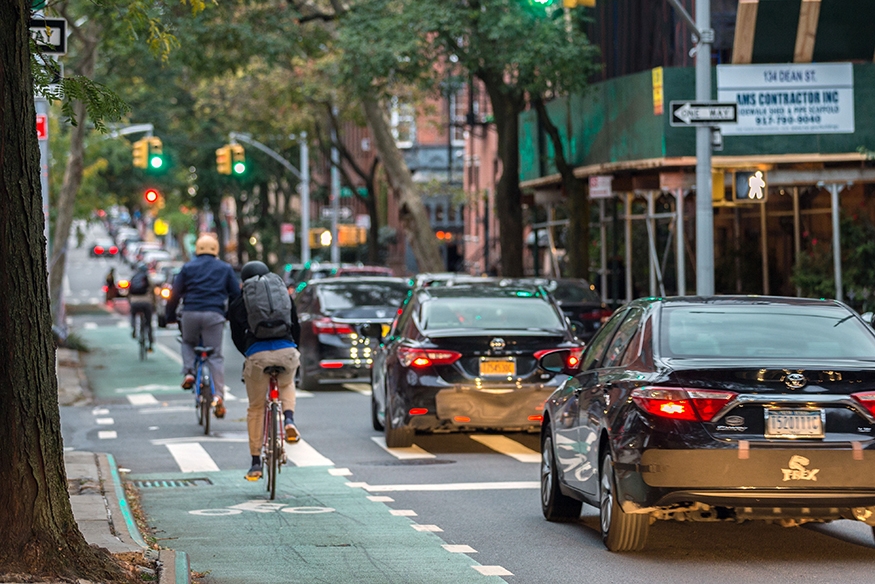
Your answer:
(330, 107), (341, 265)
(667, 0), (715, 295)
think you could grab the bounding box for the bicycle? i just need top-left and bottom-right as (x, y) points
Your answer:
(135, 311), (149, 361)
(261, 365), (287, 500)
(192, 345), (217, 435)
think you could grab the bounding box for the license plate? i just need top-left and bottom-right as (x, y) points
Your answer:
(479, 358), (515, 377)
(764, 409), (824, 439)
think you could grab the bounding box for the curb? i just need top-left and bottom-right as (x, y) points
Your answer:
(101, 453), (191, 584)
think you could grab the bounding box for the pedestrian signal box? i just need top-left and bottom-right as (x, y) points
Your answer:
(733, 170), (768, 202)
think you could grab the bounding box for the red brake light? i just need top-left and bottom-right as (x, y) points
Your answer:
(312, 318), (354, 335)
(94, 246), (105, 255)
(534, 348), (583, 370)
(109, 246), (119, 255)
(852, 391), (875, 416)
(398, 347), (461, 368)
(631, 387), (737, 422)
(409, 408), (428, 416)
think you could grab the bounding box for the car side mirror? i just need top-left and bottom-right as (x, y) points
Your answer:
(360, 322), (383, 339)
(862, 312), (875, 327)
(538, 349), (581, 376)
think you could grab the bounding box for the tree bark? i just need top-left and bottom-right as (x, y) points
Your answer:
(48, 21), (100, 328)
(361, 96), (443, 273)
(0, 5), (128, 581)
(484, 81), (525, 277)
(533, 99), (590, 279)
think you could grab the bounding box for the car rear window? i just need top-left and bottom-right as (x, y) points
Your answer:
(660, 304), (875, 359)
(546, 280), (601, 303)
(422, 298), (564, 331)
(319, 282), (410, 310)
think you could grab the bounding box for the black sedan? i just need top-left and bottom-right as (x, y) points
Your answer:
(294, 277), (412, 391)
(504, 277), (612, 342)
(538, 296), (875, 552)
(369, 282), (583, 447)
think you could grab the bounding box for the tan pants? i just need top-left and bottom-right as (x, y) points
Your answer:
(243, 347), (300, 456)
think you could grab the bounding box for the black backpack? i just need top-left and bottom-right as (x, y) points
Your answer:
(242, 273), (292, 339)
(129, 272), (150, 295)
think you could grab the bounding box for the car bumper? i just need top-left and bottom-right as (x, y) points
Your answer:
(315, 359), (372, 384)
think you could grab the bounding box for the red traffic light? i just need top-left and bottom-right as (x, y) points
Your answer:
(144, 188), (160, 204)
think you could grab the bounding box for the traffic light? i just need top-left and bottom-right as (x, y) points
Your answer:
(132, 138), (149, 168)
(216, 145), (231, 175)
(144, 188), (160, 204)
(230, 144), (246, 175)
(147, 137), (164, 170)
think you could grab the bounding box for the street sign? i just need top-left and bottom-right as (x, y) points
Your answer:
(320, 206), (353, 220)
(669, 101), (737, 126)
(36, 113), (47, 141)
(589, 175), (613, 199)
(29, 18), (67, 55)
(280, 223), (295, 244)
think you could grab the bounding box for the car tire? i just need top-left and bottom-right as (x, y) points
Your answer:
(298, 358), (319, 392)
(157, 314), (166, 328)
(384, 395), (413, 448)
(599, 452), (649, 552)
(540, 433), (582, 521)
(371, 391), (384, 431)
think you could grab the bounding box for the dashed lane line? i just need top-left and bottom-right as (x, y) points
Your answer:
(165, 442), (220, 473)
(346, 480), (539, 492)
(285, 439), (334, 467)
(98, 431), (117, 439)
(371, 436), (436, 459)
(342, 383), (372, 395)
(443, 544), (477, 554)
(473, 566), (514, 577)
(127, 394), (159, 405)
(95, 418), (114, 425)
(469, 434), (540, 463)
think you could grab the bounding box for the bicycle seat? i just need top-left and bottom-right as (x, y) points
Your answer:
(194, 346), (215, 356)
(263, 365), (286, 376)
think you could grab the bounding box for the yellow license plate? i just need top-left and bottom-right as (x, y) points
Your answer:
(381, 324), (390, 337)
(480, 358), (515, 376)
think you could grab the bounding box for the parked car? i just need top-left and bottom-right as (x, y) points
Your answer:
(90, 238), (119, 258)
(154, 263), (184, 328)
(368, 281), (583, 447)
(538, 295), (875, 552)
(505, 278), (613, 343)
(294, 277), (412, 390)
(124, 241), (162, 265)
(333, 265), (396, 277)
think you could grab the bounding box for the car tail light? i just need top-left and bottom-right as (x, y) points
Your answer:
(109, 246), (119, 255)
(312, 318), (354, 335)
(93, 246), (105, 255)
(117, 279), (130, 290)
(320, 361), (344, 369)
(398, 347), (462, 368)
(852, 391), (875, 416)
(631, 387), (737, 422)
(534, 348), (584, 369)
(409, 408), (428, 416)
(529, 415), (543, 422)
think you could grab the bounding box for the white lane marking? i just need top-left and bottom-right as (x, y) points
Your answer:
(390, 509), (417, 517)
(117, 321), (129, 328)
(95, 418), (114, 425)
(151, 434), (248, 445)
(224, 389), (237, 401)
(92, 407), (109, 415)
(473, 566), (513, 577)
(412, 524), (443, 532)
(128, 394), (159, 405)
(367, 495), (394, 502)
(83, 322), (98, 329)
(98, 431), (117, 439)
(470, 434), (540, 463)
(166, 443), (220, 473)
(115, 384), (181, 394)
(343, 383), (372, 395)
(443, 545), (477, 554)
(371, 437), (435, 460)
(155, 342), (182, 363)
(347, 481), (540, 492)
(139, 406), (192, 414)
(285, 439), (334, 467)
(296, 389), (314, 398)
(328, 468), (352, 476)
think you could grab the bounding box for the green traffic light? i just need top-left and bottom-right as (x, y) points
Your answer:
(233, 161), (246, 175)
(150, 156), (163, 169)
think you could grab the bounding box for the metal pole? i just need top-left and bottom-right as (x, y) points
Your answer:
(760, 199), (770, 295)
(793, 186), (801, 296)
(36, 97), (50, 256)
(600, 199), (608, 303)
(625, 194), (633, 302)
(330, 113), (340, 264)
(300, 132), (311, 264)
(830, 183), (843, 301)
(676, 188), (685, 295)
(647, 192), (656, 296)
(695, 0), (715, 295)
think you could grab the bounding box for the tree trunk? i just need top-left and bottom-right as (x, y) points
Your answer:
(484, 83), (525, 277)
(0, 5), (128, 581)
(48, 25), (99, 328)
(362, 96), (443, 273)
(533, 99), (590, 279)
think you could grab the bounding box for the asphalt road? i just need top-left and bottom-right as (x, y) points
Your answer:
(60, 224), (875, 584)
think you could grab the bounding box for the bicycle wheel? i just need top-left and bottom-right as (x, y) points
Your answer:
(138, 314), (147, 361)
(267, 402), (281, 499)
(201, 374), (212, 435)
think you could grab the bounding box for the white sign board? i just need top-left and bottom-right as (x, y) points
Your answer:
(589, 175), (613, 199)
(717, 63), (854, 135)
(280, 222), (295, 244)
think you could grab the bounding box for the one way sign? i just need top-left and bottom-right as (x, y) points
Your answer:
(669, 101), (737, 126)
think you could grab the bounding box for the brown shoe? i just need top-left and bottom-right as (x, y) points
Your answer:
(181, 374), (195, 390)
(214, 398), (226, 419)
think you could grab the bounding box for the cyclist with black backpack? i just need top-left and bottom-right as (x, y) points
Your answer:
(128, 262), (155, 352)
(229, 261), (302, 481)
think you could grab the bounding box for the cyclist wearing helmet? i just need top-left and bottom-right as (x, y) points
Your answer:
(128, 262), (155, 351)
(229, 260), (301, 481)
(165, 233), (240, 418)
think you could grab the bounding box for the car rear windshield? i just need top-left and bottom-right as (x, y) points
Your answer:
(422, 298), (564, 331)
(545, 280), (601, 304)
(660, 304), (875, 359)
(320, 282), (410, 310)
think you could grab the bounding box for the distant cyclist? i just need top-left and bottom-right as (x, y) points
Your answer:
(128, 262), (154, 352)
(229, 261), (301, 480)
(165, 233), (240, 418)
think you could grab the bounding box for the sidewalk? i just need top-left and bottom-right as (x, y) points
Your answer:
(57, 348), (190, 584)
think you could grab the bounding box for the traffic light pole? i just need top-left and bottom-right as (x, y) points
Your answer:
(228, 132), (311, 262)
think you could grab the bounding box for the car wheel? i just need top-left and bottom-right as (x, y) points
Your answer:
(371, 391), (384, 431)
(540, 433), (582, 521)
(599, 452), (649, 552)
(157, 314), (166, 328)
(298, 358), (319, 392)
(384, 395), (413, 448)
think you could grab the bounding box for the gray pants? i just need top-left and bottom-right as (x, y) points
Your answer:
(180, 311), (227, 399)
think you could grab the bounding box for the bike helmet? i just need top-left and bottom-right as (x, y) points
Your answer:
(241, 260), (270, 281)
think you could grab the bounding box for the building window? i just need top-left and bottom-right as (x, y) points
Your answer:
(391, 97), (416, 148)
(449, 90), (466, 146)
